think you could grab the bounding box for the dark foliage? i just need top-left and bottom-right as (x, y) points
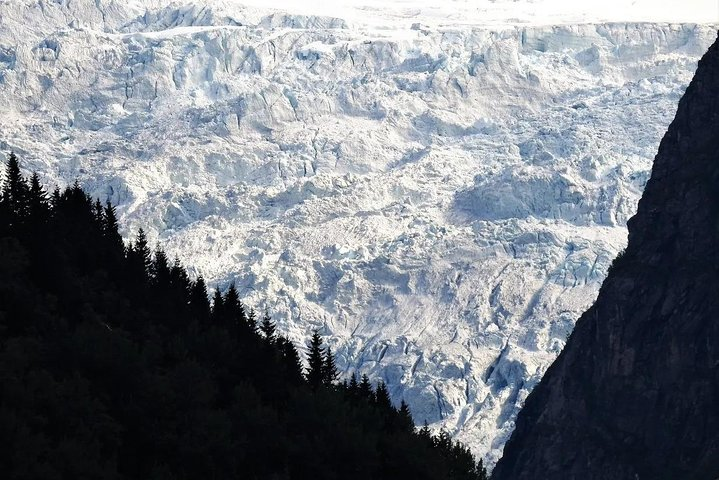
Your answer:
(0, 155), (487, 480)
(305, 329), (325, 390)
(259, 309), (276, 342)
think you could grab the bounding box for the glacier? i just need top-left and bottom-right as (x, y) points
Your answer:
(0, 0), (716, 467)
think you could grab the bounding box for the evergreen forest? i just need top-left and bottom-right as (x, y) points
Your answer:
(0, 153), (488, 480)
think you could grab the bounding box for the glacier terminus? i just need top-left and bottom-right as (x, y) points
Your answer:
(0, 0), (717, 468)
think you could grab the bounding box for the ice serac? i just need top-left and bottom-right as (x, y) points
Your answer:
(493, 33), (719, 480)
(0, 0), (716, 468)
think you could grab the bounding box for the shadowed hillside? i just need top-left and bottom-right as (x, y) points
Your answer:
(493, 33), (719, 480)
(0, 153), (487, 480)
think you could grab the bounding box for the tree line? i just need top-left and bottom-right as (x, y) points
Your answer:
(0, 152), (488, 480)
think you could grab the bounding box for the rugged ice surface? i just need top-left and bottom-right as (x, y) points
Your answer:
(0, 0), (716, 467)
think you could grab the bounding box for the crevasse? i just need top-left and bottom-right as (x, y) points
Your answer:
(0, 0), (715, 467)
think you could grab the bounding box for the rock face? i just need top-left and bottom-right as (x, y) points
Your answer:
(493, 33), (719, 480)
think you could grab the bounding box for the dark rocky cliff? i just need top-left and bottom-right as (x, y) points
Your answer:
(492, 33), (719, 480)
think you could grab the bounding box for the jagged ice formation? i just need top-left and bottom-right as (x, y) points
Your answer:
(0, 0), (716, 467)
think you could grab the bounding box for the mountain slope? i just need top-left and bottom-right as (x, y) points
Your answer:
(0, 0), (716, 465)
(492, 32), (719, 480)
(0, 156), (489, 480)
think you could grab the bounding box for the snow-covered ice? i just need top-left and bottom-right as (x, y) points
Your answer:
(0, 0), (716, 467)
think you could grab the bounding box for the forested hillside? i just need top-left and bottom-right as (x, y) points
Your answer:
(0, 153), (487, 480)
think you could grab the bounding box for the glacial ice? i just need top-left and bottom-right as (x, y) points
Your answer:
(0, 0), (716, 467)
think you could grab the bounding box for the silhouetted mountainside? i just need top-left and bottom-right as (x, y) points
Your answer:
(0, 155), (487, 480)
(492, 33), (719, 480)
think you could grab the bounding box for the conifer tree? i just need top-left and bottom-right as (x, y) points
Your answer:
(375, 381), (392, 411)
(102, 201), (124, 251)
(151, 247), (170, 285)
(322, 346), (339, 386)
(224, 283), (240, 311)
(170, 258), (190, 294)
(246, 307), (257, 332)
(435, 430), (452, 451)
(211, 288), (224, 323)
(189, 276), (210, 322)
(93, 198), (104, 225)
(28, 172), (50, 221)
(359, 374), (374, 401)
(398, 400), (415, 433)
(348, 372), (359, 397)
(2, 152), (30, 221)
(129, 228), (152, 278)
(122, 229), (151, 298)
(50, 186), (61, 209)
(418, 421), (432, 443)
(259, 309), (276, 341)
(306, 330), (325, 389)
(136, 229), (151, 267)
(278, 337), (304, 385)
(223, 283), (248, 333)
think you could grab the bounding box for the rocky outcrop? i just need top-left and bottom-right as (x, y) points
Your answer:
(492, 32), (719, 480)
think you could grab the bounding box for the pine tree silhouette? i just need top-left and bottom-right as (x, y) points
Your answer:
(2, 152), (30, 222)
(223, 283), (248, 334)
(359, 374), (374, 401)
(28, 172), (50, 221)
(224, 282), (240, 310)
(135, 229), (151, 272)
(375, 381), (392, 411)
(93, 198), (104, 225)
(50, 186), (61, 208)
(306, 330), (325, 389)
(259, 309), (276, 341)
(348, 372), (359, 398)
(211, 288), (224, 324)
(398, 400), (415, 432)
(247, 307), (257, 332)
(322, 346), (339, 386)
(170, 258), (190, 294)
(102, 201), (124, 251)
(189, 276), (210, 322)
(151, 247), (171, 285)
(127, 228), (152, 282)
(419, 421), (432, 442)
(278, 337), (304, 385)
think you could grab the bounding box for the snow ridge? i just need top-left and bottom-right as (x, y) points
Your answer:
(0, 0), (715, 467)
